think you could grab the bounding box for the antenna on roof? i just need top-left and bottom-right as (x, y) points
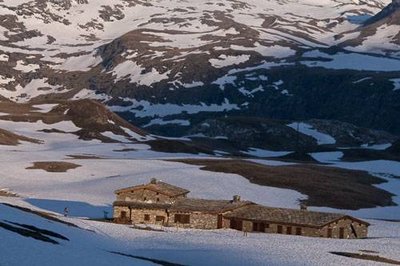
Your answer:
(233, 195), (241, 202)
(300, 203), (308, 211)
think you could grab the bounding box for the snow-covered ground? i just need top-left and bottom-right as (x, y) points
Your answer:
(1, 108), (400, 265)
(0, 110), (399, 220)
(0, 116), (305, 218)
(1, 199), (400, 266)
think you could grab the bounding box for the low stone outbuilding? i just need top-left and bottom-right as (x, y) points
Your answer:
(224, 205), (369, 239)
(113, 179), (369, 239)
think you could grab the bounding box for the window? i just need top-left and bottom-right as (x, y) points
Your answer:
(156, 197), (160, 202)
(327, 228), (332, 238)
(120, 211), (127, 218)
(143, 197), (147, 201)
(253, 222), (259, 232)
(286, 226), (292, 235)
(277, 225), (283, 234)
(296, 227), (302, 235)
(144, 214), (150, 221)
(230, 219), (243, 231)
(174, 214), (190, 224)
(339, 227), (345, 239)
(156, 216), (165, 222)
(253, 222), (267, 232)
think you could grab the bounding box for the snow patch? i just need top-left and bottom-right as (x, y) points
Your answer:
(287, 122), (336, 145)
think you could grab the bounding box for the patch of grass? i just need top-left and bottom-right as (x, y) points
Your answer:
(330, 251), (400, 265)
(341, 148), (400, 163)
(67, 154), (103, 159)
(26, 161), (81, 172)
(0, 221), (60, 244)
(7, 221), (69, 241)
(110, 251), (186, 266)
(113, 148), (136, 152)
(171, 159), (395, 210)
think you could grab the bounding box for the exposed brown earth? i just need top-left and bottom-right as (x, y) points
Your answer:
(0, 128), (40, 145)
(26, 161), (81, 172)
(0, 190), (17, 197)
(0, 99), (147, 143)
(147, 139), (214, 155)
(170, 159), (395, 210)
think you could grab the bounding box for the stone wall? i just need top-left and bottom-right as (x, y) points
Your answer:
(113, 206), (130, 223)
(113, 206), (168, 225)
(223, 218), (368, 239)
(168, 212), (219, 229)
(320, 218), (368, 239)
(130, 208), (169, 225)
(116, 189), (178, 204)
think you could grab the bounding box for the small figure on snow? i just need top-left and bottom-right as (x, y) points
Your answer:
(63, 207), (69, 217)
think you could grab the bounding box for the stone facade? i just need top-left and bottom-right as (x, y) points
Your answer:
(116, 189), (180, 204)
(168, 212), (219, 229)
(114, 207), (223, 230)
(224, 217), (368, 239)
(113, 206), (169, 225)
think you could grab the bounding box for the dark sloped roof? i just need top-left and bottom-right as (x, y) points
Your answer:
(115, 181), (190, 197)
(170, 198), (253, 214)
(224, 205), (369, 228)
(113, 201), (171, 210)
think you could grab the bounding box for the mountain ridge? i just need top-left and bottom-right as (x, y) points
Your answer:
(0, 0), (399, 138)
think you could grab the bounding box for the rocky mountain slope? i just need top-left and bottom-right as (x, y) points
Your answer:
(0, 0), (399, 142)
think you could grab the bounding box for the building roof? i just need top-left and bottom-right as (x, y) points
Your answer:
(113, 201), (171, 210)
(113, 198), (252, 214)
(170, 198), (253, 214)
(224, 205), (370, 228)
(114, 180), (190, 197)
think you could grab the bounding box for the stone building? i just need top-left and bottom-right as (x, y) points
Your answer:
(113, 179), (369, 239)
(224, 204), (369, 239)
(113, 178), (189, 224)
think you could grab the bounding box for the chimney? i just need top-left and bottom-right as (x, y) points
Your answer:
(233, 195), (241, 202)
(150, 178), (158, 184)
(300, 203), (308, 211)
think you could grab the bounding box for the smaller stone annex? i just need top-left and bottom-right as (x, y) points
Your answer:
(113, 179), (369, 239)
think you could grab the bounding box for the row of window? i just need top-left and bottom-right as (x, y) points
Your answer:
(327, 227), (345, 238)
(144, 214), (165, 222)
(276, 225), (302, 235)
(142, 214), (191, 224)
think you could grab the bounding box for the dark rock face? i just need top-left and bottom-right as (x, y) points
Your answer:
(114, 65), (400, 135)
(364, 0), (400, 25)
(187, 117), (317, 151)
(306, 119), (398, 147)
